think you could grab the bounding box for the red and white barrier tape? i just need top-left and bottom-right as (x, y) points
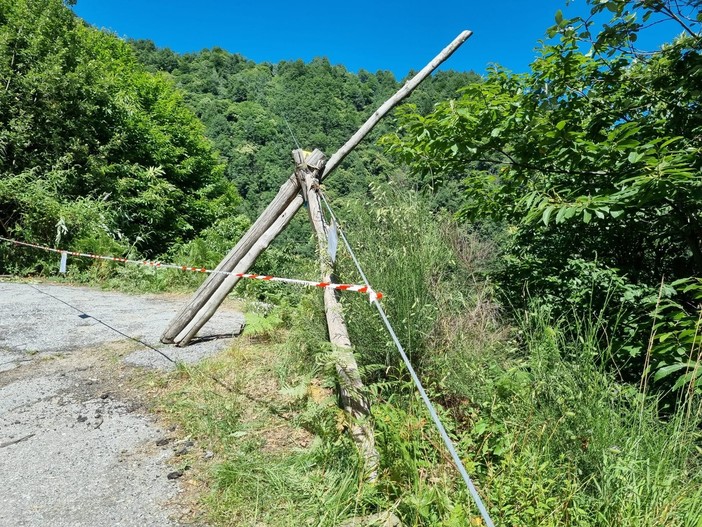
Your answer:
(0, 236), (382, 300)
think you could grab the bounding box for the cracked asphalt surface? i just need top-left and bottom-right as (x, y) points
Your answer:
(0, 281), (245, 526)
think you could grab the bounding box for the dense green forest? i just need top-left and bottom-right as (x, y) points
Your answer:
(385, 0), (702, 395)
(126, 39), (479, 278)
(129, 40), (479, 216)
(0, 0), (241, 262)
(0, 0), (478, 274)
(1, 0), (701, 525)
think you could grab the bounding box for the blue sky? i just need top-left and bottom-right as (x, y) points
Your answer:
(71, 1), (681, 78)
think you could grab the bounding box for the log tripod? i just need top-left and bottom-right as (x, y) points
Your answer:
(160, 30), (472, 472)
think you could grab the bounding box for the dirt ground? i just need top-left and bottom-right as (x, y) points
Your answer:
(0, 280), (245, 527)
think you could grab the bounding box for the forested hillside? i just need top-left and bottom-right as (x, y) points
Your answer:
(0, 0), (240, 266)
(130, 40), (479, 215)
(0, 0), (478, 272)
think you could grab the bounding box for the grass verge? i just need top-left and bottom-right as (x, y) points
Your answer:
(140, 306), (388, 526)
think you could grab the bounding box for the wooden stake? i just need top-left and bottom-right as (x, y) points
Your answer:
(301, 155), (378, 480)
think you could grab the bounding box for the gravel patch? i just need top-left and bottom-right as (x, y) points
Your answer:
(0, 376), (176, 527)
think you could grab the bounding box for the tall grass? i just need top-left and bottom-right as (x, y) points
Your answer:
(90, 181), (701, 526)
(149, 316), (385, 527)
(478, 307), (702, 526)
(325, 183), (702, 526)
(334, 182), (493, 378)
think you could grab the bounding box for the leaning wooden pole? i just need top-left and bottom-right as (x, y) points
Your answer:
(161, 30), (473, 345)
(298, 152), (378, 480)
(160, 174), (302, 343)
(320, 29), (472, 181)
(171, 150), (326, 347)
(174, 194), (305, 346)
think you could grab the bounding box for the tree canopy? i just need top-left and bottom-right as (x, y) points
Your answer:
(0, 0), (238, 263)
(384, 0), (702, 391)
(130, 39), (481, 215)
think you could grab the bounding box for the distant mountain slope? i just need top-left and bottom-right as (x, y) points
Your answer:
(129, 40), (481, 214)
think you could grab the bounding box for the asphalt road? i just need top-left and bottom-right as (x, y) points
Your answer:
(0, 281), (245, 527)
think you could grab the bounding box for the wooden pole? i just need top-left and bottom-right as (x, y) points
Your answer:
(160, 175), (300, 343)
(170, 150), (326, 347)
(321, 30), (473, 181)
(174, 195), (304, 346)
(301, 154), (378, 480)
(161, 150), (326, 344)
(162, 30), (473, 344)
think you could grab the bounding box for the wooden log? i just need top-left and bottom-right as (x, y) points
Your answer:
(160, 150), (325, 344)
(321, 30), (473, 181)
(160, 175), (298, 343)
(302, 161), (378, 480)
(162, 29), (472, 343)
(172, 149), (328, 346)
(174, 194), (304, 346)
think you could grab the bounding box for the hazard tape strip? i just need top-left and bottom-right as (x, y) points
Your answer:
(0, 236), (382, 300)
